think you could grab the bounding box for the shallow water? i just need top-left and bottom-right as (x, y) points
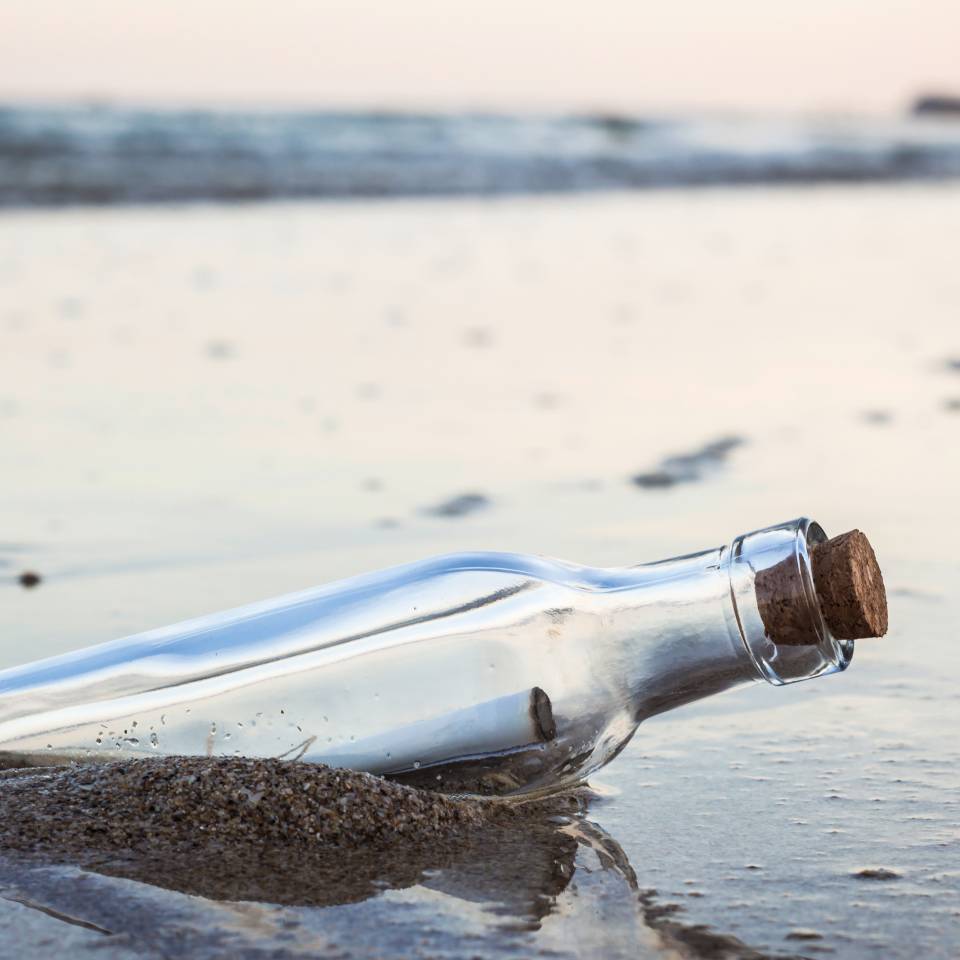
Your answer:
(0, 185), (958, 957)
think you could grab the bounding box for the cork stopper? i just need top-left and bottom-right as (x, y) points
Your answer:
(755, 528), (888, 645)
(810, 529), (888, 640)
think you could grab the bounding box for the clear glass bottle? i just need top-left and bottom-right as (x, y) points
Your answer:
(0, 518), (858, 796)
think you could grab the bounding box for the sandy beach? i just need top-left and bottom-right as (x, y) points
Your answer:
(1, 183), (959, 957)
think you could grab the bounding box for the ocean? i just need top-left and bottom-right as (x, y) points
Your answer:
(3, 102), (960, 205)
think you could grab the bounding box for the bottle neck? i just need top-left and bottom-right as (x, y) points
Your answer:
(729, 517), (854, 683)
(608, 518), (853, 723)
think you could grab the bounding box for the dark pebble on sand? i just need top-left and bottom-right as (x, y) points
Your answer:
(852, 867), (901, 880)
(632, 470), (681, 489)
(422, 493), (491, 518)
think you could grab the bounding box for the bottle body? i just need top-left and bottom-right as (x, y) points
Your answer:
(0, 519), (852, 796)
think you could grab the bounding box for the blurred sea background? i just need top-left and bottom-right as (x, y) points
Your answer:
(4, 102), (960, 204)
(1, 1), (960, 957)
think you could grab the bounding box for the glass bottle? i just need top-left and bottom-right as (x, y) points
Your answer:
(0, 518), (880, 796)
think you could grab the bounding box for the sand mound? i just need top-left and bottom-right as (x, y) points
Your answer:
(0, 757), (487, 855)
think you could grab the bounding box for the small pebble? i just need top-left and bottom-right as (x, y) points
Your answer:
(852, 867), (901, 881)
(422, 493), (490, 518)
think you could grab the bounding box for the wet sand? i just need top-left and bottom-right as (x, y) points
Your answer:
(0, 184), (958, 957)
(0, 758), (803, 960)
(0, 757), (585, 911)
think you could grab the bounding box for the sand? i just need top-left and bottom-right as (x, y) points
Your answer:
(0, 757), (584, 913)
(2, 188), (959, 956)
(0, 757), (493, 857)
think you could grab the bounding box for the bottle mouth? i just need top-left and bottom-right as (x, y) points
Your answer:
(727, 518), (854, 685)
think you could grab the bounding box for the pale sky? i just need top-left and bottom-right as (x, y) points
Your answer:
(2, 0), (959, 113)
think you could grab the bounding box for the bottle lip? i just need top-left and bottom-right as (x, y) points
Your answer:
(727, 517), (854, 686)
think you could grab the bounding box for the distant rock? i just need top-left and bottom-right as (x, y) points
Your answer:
(912, 94), (960, 117)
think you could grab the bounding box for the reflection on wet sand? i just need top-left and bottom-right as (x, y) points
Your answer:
(1, 789), (804, 959)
